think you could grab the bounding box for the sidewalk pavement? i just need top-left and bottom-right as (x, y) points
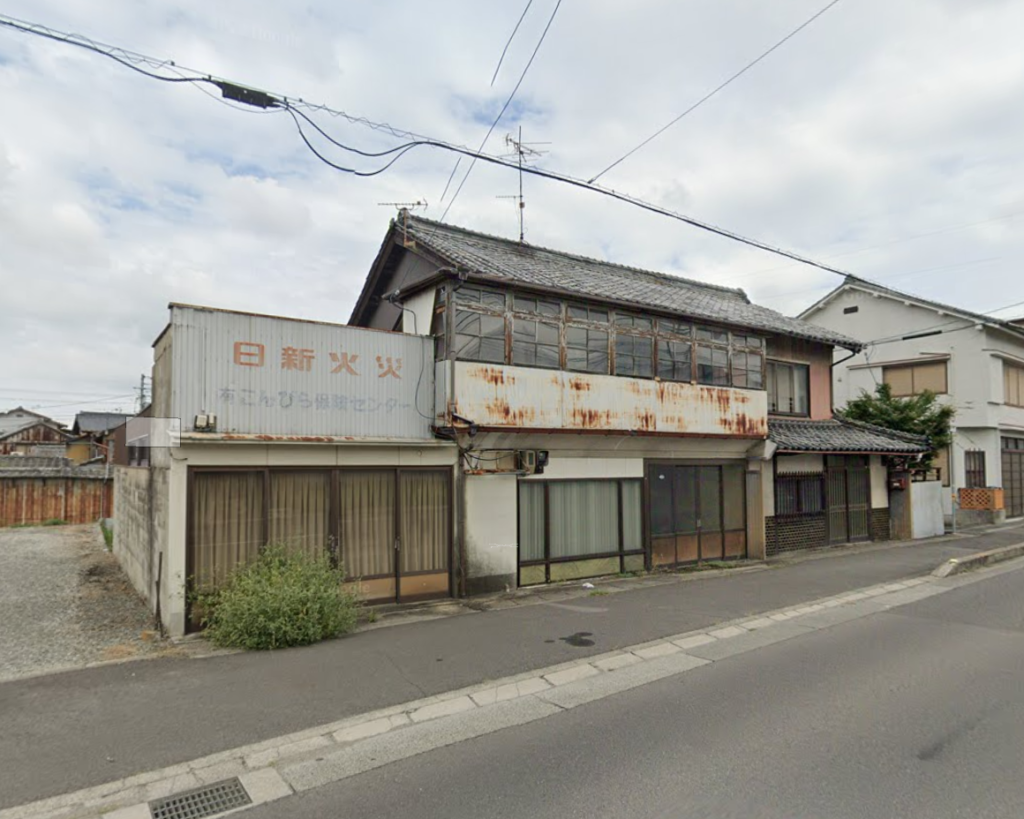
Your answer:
(2, 524), (1021, 811)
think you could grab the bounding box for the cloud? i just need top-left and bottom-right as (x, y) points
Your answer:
(1, 0), (1023, 422)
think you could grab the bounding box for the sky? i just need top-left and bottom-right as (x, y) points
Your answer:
(1, 0), (1022, 423)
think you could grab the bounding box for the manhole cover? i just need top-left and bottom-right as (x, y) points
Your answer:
(149, 777), (251, 819)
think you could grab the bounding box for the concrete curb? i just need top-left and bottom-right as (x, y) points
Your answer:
(932, 541), (1024, 577)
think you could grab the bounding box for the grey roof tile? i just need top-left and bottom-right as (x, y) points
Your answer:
(402, 215), (863, 350)
(769, 417), (930, 453)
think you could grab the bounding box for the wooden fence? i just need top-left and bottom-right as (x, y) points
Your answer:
(0, 476), (113, 526)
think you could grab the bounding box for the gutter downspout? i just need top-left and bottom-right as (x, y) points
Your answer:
(830, 346), (862, 417)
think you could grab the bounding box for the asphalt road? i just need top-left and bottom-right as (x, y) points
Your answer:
(244, 560), (1024, 819)
(0, 529), (1017, 810)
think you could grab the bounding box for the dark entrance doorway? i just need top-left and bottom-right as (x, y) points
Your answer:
(825, 455), (871, 544)
(648, 462), (746, 567)
(1003, 437), (1024, 518)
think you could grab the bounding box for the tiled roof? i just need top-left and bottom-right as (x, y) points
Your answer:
(400, 215), (863, 350)
(0, 456), (109, 478)
(769, 417), (930, 453)
(73, 412), (131, 435)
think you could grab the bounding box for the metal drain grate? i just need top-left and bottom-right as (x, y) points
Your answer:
(149, 777), (251, 819)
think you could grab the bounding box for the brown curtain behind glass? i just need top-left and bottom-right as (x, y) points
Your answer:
(338, 471), (395, 578)
(269, 472), (329, 557)
(399, 471), (449, 573)
(192, 472), (264, 589)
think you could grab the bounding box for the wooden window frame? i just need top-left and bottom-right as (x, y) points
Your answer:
(767, 360), (810, 417)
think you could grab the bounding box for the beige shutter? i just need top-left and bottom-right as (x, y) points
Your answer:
(913, 362), (947, 394)
(884, 366), (914, 396)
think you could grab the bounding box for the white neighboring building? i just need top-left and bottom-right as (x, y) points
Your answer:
(799, 277), (1024, 522)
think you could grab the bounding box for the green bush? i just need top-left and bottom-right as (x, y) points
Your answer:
(198, 544), (359, 650)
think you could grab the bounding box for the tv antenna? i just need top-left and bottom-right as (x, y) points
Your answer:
(499, 127), (549, 242)
(378, 200), (427, 247)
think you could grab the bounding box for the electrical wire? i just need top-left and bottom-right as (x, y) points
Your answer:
(440, 0), (563, 219)
(284, 107), (421, 176)
(2, 11), (871, 280)
(492, 0), (535, 86)
(589, 0), (845, 183)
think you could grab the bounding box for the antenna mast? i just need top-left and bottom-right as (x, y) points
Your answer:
(501, 128), (548, 242)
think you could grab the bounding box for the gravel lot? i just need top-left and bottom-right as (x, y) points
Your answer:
(0, 523), (175, 682)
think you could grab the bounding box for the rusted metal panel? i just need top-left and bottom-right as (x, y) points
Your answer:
(168, 304), (434, 440)
(0, 478), (112, 526)
(450, 362), (767, 437)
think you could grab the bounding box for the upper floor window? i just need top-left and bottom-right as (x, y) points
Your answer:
(1004, 362), (1024, 407)
(512, 318), (560, 368)
(566, 326), (609, 374)
(767, 361), (809, 416)
(883, 361), (947, 396)
(454, 309), (505, 363)
(514, 294), (560, 318)
(447, 286), (765, 387)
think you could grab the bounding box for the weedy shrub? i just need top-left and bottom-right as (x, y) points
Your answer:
(197, 544), (359, 650)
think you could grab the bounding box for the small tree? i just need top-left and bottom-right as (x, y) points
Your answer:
(842, 383), (954, 468)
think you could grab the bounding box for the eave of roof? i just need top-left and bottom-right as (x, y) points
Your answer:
(799, 277), (1024, 343)
(354, 215), (864, 351)
(769, 417), (930, 454)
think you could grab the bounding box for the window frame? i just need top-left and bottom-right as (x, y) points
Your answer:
(882, 361), (948, 397)
(517, 478), (645, 584)
(964, 450), (986, 489)
(1004, 362), (1024, 408)
(767, 360), (811, 417)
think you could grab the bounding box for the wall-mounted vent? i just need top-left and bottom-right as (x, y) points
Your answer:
(149, 778), (251, 819)
(843, 306), (859, 314)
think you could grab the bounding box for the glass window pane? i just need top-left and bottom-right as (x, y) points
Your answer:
(518, 482), (546, 561)
(568, 305), (588, 320)
(699, 466), (722, 532)
(622, 481), (642, 551)
(697, 346), (730, 385)
(269, 472), (330, 558)
(658, 340), (692, 382)
(536, 344), (560, 368)
(650, 468), (674, 535)
(480, 290), (505, 309)
(399, 472), (449, 573)
(513, 318), (536, 341)
(659, 319), (691, 337)
(722, 465), (745, 531)
(455, 309), (505, 363)
(793, 366), (809, 414)
(192, 472), (265, 590)
(514, 295), (537, 313)
(616, 313), (653, 330)
(673, 467), (698, 533)
(549, 481), (619, 557)
(697, 326), (728, 343)
(337, 471), (395, 578)
(537, 322), (560, 344)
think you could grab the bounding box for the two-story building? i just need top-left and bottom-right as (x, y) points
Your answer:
(351, 215), (927, 578)
(117, 218), (929, 638)
(799, 276), (1024, 524)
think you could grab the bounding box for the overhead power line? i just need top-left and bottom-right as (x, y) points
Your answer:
(589, 0), (845, 183)
(1, 12), (866, 282)
(491, 0), (535, 86)
(439, 0), (563, 220)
